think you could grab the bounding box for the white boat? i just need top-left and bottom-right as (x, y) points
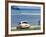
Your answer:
(17, 21), (30, 29)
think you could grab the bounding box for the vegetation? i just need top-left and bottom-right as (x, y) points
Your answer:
(11, 27), (40, 31)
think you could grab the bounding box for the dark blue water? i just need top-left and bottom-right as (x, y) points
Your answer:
(11, 15), (40, 27)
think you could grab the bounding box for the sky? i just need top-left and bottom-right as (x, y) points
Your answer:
(11, 6), (40, 9)
(11, 6), (41, 27)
